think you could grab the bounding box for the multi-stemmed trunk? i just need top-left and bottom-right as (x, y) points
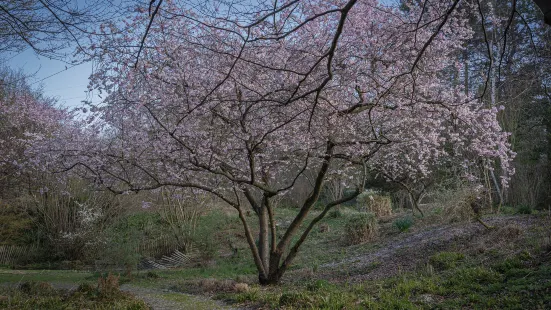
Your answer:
(235, 143), (362, 285)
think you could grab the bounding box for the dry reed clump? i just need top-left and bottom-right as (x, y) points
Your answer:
(97, 273), (122, 298)
(234, 282), (250, 293)
(194, 278), (251, 293)
(357, 192), (392, 218)
(199, 278), (236, 292)
(345, 212), (379, 245)
(429, 186), (486, 223)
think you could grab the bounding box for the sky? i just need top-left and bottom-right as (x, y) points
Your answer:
(4, 47), (98, 110)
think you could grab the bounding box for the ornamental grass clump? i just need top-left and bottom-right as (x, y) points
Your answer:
(345, 213), (379, 245)
(97, 273), (122, 299)
(394, 215), (414, 232)
(357, 191), (393, 218)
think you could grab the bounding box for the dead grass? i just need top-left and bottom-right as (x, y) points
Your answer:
(358, 193), (393, 217)
(344, 213), (379, 245)
(174, 278), (252, 295)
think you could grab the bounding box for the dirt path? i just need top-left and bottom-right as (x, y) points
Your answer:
(320, 215), (544, 282)
(120, 284), (237, 310)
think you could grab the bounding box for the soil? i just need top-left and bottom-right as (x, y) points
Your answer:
(119, 284), (236, 310)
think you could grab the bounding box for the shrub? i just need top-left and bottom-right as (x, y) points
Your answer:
(235, 287), (260, 303)
(191, 278), (247, 293)
(99, 212), (158, 274)
(18, 281), (55, 296)
(191, 211), (229, 261)
(156, 188), (203, 253)
(357, 191), (392, 217)
(394, 216), (414, 232)
(24, 179), (118, 262)
(0, 202), (32, 246)
(344, 213), (378, 245)
(76, 282), (96, 295)
(425, 186), (485, 222)
(516, 205), (532, 214)
(97, 273), (122, 299)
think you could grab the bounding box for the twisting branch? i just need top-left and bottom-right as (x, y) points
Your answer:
(497, 0), (517, 80)
(477, 0), (492, 99)
(135, 0), (164, 67)
(409, 0), (461, 72)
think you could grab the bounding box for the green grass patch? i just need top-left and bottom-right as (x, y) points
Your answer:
(160, 292), (225, 309)
(429, 251), (465, 270)
(218, 249), (551, 309)
(0, 269), (92, 284)
(394, 215), (414, 232)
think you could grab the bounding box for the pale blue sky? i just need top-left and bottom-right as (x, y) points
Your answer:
(5, 48), (97, 109)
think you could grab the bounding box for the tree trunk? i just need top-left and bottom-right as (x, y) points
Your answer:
(259, 269), (281, 285)
(409, 191), (424, 217)
(258, 205), (270, 270)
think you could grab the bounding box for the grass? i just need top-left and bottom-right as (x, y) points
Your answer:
(429, 251), (465, 270)
(394, 215), (414, 232)
(151, 258), (258, 281)
(216, 248), (551, 309)
(160, 292), (226, 309)
(162, 209), (551, 309)
(0, 280), (149, 310)
(0, 269), (92, 284)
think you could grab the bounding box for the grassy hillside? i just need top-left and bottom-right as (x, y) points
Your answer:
(1, 204), (550, 309)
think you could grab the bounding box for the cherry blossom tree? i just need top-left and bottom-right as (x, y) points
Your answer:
(41, 0), (515, 284)
(0, 67), (69, 197)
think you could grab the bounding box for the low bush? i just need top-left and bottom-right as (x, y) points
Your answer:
(344, 213), (378, 245)
(18, 281), (56, 296)
(357, 191), (392, 217)
(0, 280), (149, 309)
(516, 204), (532, 214)
(97, 273), (122, 299)
(394, 215), (414, 232)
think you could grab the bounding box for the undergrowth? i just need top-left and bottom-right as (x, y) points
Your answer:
(0, 277), (150, 309)
(218, 248), (551, 309)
